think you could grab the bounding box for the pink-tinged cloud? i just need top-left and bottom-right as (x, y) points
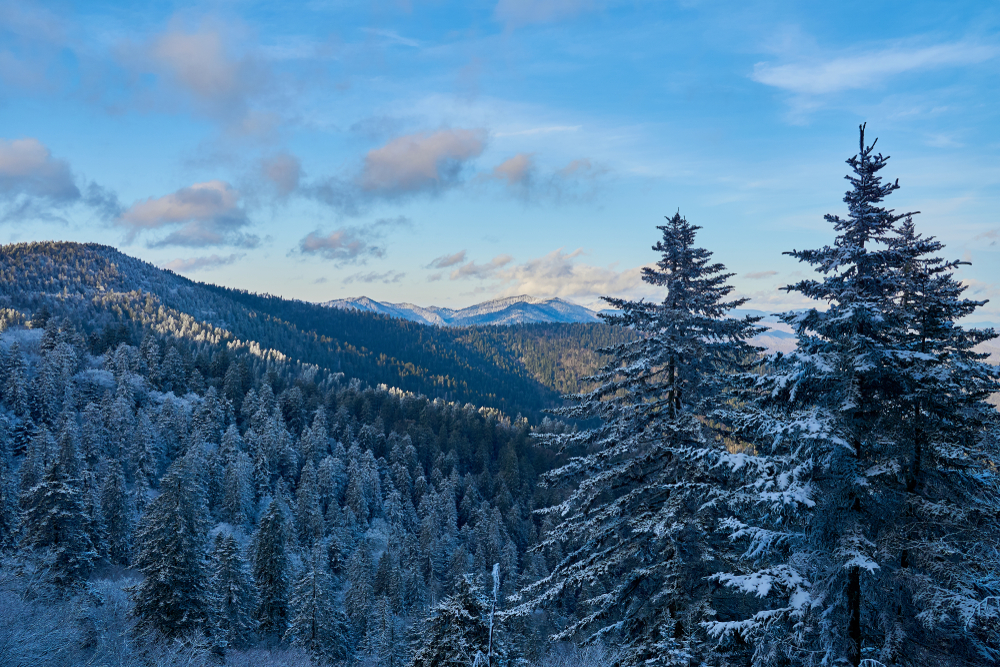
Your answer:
(490, 153), (534, 186)
(121, 180), (256, 247)
(161, 253), (243, 272)
(359, 128), (486, 195)
(450, 254), (514, 280)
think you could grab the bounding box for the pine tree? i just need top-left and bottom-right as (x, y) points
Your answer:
(210, 532), (257, 648)
(709, 125), (1000, 666)
(285, 544), (348, 662)
(253, 497), (291, 637)
(411, 575), (491, 667)
(18, 416), (97, 588)
(132, 452), (212, 637)
(511, 212), (760, 665)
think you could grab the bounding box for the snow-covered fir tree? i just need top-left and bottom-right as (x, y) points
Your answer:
(132, 450), (212, 637)
(210, 532), (258, 649)
(709, 125), (1000, 666)
(512, 212), (760, 665)
(411, 575), (492, 667)
(285, 544), (349, 662)
(99, 458), (134, 566)
(18, 412), (97, 588)
(253, 496), (292, 638)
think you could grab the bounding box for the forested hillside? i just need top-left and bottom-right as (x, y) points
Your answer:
(0, 242), (630, 420)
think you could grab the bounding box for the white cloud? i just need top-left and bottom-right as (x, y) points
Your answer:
(120, 180), (256, 247)
(752, 41), (998, 96)
(343, 270), (406, 284)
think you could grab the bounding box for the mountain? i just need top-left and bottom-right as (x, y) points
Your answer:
(321, 295), (601, 327)
(0, 242), (629, 418)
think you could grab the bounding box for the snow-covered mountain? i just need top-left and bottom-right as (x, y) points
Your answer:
(319, 295), (601, 327)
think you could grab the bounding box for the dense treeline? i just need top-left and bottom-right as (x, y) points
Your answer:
(0, 314), (580, 665)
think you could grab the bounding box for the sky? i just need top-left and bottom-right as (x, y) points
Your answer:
(1, 0), (998, 320)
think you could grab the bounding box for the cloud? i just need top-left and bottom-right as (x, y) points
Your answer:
(427, 250), (467, 269)
(493, 248), (649, 304)
(343, 270), (406, 285)
(752, 41), (998, 96)
(744, 270), (778, 280)
(119, 19), (275, 134)
(974, 229), (998, 247)
(0, 138), (79, 202)
(359, 128), (486, 196)
(302, 128), (487, 215)
(161, 253), (243, 272)
(0, 137), (122, 223)
(120, 180), (257, 247)
(490, 153), (534, 187)
(484, 154), (608, 201)
(494, 0), (599, 28)
(297, 216), (411, 264)
(260, 152), (302, 197)
(450, 254), (514, 280)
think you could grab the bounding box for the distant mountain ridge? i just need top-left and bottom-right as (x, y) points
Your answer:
(320, 294), (602, 327)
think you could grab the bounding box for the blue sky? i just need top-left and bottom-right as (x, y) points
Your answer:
(1, 0), (998, 319)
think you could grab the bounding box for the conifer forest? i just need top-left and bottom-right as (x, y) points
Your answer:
(0, 127), (998, 667)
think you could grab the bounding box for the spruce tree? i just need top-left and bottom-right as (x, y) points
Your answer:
(210, 532), (257, 648)
(253, 496), (291, 637)
(710, 125), (1000, 666)
(132, 452), (212, 637)
(512, 212), (760, 665)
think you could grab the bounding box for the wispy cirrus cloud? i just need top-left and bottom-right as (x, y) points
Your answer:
(449, 254), (514, 280)
(752, 40), (998, 97)
(744, 270), (778, 280)
(161, 253), (243, 272)
(343, 270), (406, 284)
(120, 180), (258, 248)
(494, 0), (600, 29)
(297, 216), (411, 264)
(427, 250), (467, 269)
(485, 153), (609, 201)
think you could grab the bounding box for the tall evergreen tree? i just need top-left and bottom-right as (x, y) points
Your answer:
(710, 125), (1000, 666)
(512, 212), (760, 665)
(411, 575), (491, 667)
(210, 532), (257, 649)
(253, 497), (291, 637)
(132, 452), (212, 637)
(18, 416), (97, 588)
(99, 458), (134, 566)
(286, 544), (348, 662)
